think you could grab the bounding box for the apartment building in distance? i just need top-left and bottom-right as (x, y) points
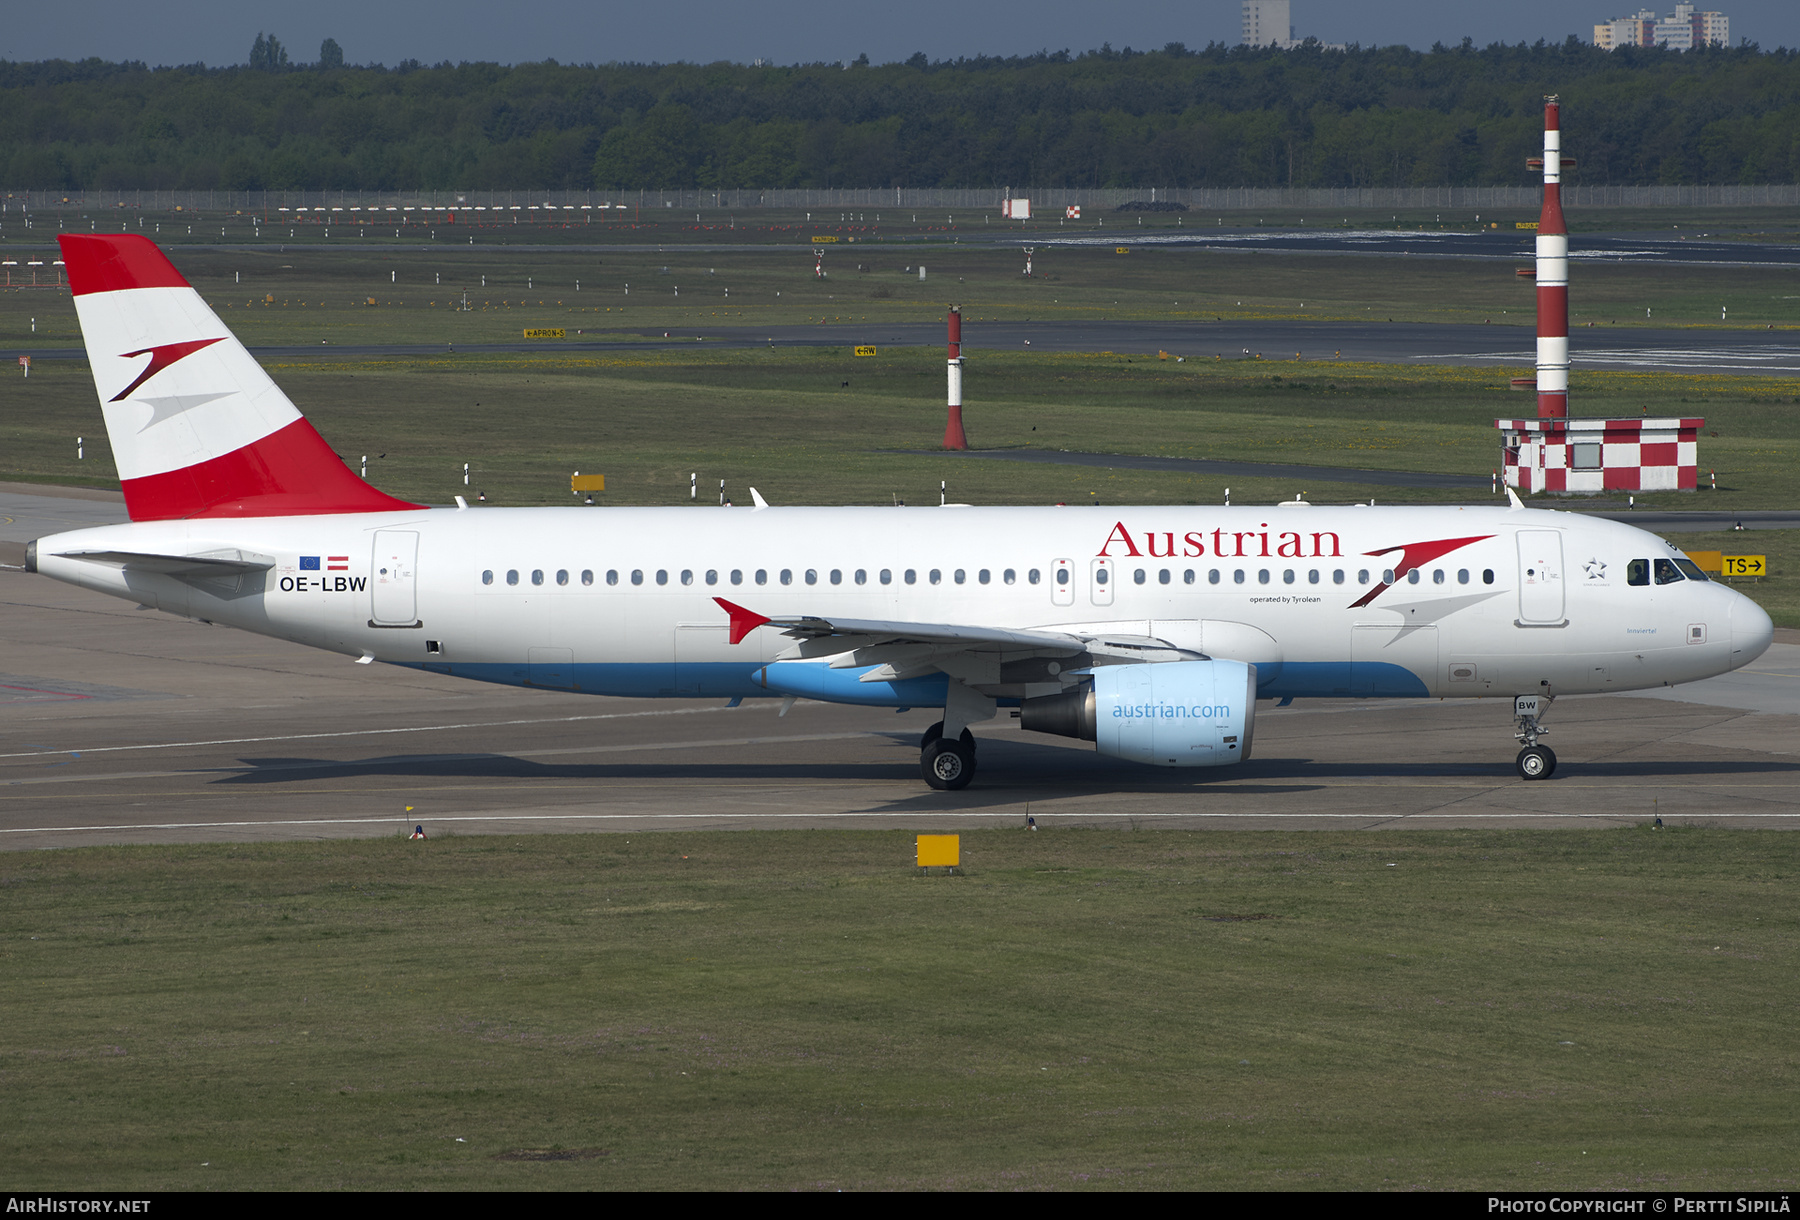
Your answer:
(1241, 1), (1345, 50)
(1594, 5), (1729, 50)
(1242, 0), (1293, 48)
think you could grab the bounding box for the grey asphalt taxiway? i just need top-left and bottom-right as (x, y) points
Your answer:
(5, 547), (1796, 848)
(7, 320), (1800, 378)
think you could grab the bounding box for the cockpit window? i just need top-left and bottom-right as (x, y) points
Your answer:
(1627, 559), (1649, 587)
(1672, 558), (1709, 582)
(1653, 558), (1685, 585)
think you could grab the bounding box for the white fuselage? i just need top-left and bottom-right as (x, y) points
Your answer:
(33, 502), (1772, 706)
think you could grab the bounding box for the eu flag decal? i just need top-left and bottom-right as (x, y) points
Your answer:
(300, 556), (321, 570)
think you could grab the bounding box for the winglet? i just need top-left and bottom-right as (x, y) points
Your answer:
(749, 487), (770, 510)
(1505, 486), (1525, 510)
(714, 597), (771, 645)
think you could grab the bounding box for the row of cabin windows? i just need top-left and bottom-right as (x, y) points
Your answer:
(1126, 567), (1496, 587)
(481, 567), (1045, 587)
(478, 565), (1501, 588)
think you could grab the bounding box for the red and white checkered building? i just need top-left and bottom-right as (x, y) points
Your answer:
(1497, 416), (1703, 494)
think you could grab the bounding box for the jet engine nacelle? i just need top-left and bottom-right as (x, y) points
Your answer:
(1020, 660), (1257, 768)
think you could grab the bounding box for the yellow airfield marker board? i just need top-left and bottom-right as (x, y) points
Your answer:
(916, 834), (960, 868)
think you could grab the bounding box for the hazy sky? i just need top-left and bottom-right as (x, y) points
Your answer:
(11, 0), (1797, 68)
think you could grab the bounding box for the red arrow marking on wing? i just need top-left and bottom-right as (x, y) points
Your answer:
(109, 337), (225, 403)
(714, 597), (771, 645)
(1348, 534), (1494, 609)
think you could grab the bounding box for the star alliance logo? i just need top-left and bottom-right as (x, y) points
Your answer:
(1583, 558), (1607, 581)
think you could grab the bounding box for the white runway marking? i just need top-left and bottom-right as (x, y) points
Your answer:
(7, 809), (1796, 836)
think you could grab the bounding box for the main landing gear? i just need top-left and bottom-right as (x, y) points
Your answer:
(921, 720), (977, 791)
(1512, 693), (1557, 781)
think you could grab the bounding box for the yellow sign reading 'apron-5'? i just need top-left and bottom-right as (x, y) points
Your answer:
(524, 328), (566, 339)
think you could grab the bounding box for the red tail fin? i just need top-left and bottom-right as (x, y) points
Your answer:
(60, 234), (422, 521)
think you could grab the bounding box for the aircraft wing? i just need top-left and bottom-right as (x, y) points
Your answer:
(711, 597), (1199, 681)
(715, 597), (1080, 650)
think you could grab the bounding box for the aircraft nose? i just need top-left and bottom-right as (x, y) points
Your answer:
(1730, 592), (1774, 669)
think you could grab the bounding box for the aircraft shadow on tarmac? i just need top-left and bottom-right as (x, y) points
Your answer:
(206, 731), (1798, 795)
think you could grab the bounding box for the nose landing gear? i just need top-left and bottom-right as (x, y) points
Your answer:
(1513, 693), (1557, 780)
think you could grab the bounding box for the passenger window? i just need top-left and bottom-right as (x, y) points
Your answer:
(1133, 568), (1146, 585)
(804, 569), (816, 585)
(1457, 569), (1469, 585)
(1407, 570), (1421, 585)
(606, 570), (619, 586)
(953, 569), (965, 584)
(756, 569), (768, 585)
(631, 570), (643, 585)
(1003, 569), (1016, 585)
(1308, 569), (1319, 584)
(905, 569), (917, 584)
(781, 569), (793, 585)
(1482, 569), (1495, 585)
(1432, 569), (1445, 585)
(681, 570), (693, 586)
(731, 569), (743, 585)
(1159, 569), (1171, 585)
(582, 570), (594, 586)
(1333, 569), (1345, 584)
(556, 569), (569, 586)
(705, 570), (718, 586)
(1233, 569), (1245, 584)
(930, 569), (942, 585)
(507, 569), (520, 586)
(830, 569), (842, 585)
(1184, 569), (1195, 584)
(1654, 559), (1685, 585)
(1628, 559), (1649, 586)
(855, 570), (867, 585)
(979, 569), (990, 585)
(1282, 569), (1295, 584)
(1210, 569), (1221, 584)
(1258, 569), (1271, 584)
(1382, 569), (1394, 584)
(482, 570), (493, 585)
(1054, 568), (1068, 585)
(1096, 568), (1109, 586)
(656, 570), (668, 586)
(880, 569), (892, 585)
(532, 569), (544, 586)
(1028, 569), (1040, 585)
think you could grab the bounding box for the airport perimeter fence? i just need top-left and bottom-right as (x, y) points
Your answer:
(3, 184), (1798, 214)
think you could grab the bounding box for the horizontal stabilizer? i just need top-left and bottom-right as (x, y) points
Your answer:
(56, 548), (275, 577)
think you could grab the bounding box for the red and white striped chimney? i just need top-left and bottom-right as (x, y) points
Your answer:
(1536, 97), (1569, 420)
(944, 306), (968, 449)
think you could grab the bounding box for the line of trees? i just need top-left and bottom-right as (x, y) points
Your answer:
(3, 40), (1798, 192)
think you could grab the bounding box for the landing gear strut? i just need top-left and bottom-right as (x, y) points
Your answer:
(1512, 693), (1557, 781)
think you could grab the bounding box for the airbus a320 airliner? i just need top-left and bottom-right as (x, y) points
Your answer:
(26, 235), (1774, 789)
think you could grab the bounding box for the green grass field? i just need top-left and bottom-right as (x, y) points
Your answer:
(4, 829), (1795, 1190)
